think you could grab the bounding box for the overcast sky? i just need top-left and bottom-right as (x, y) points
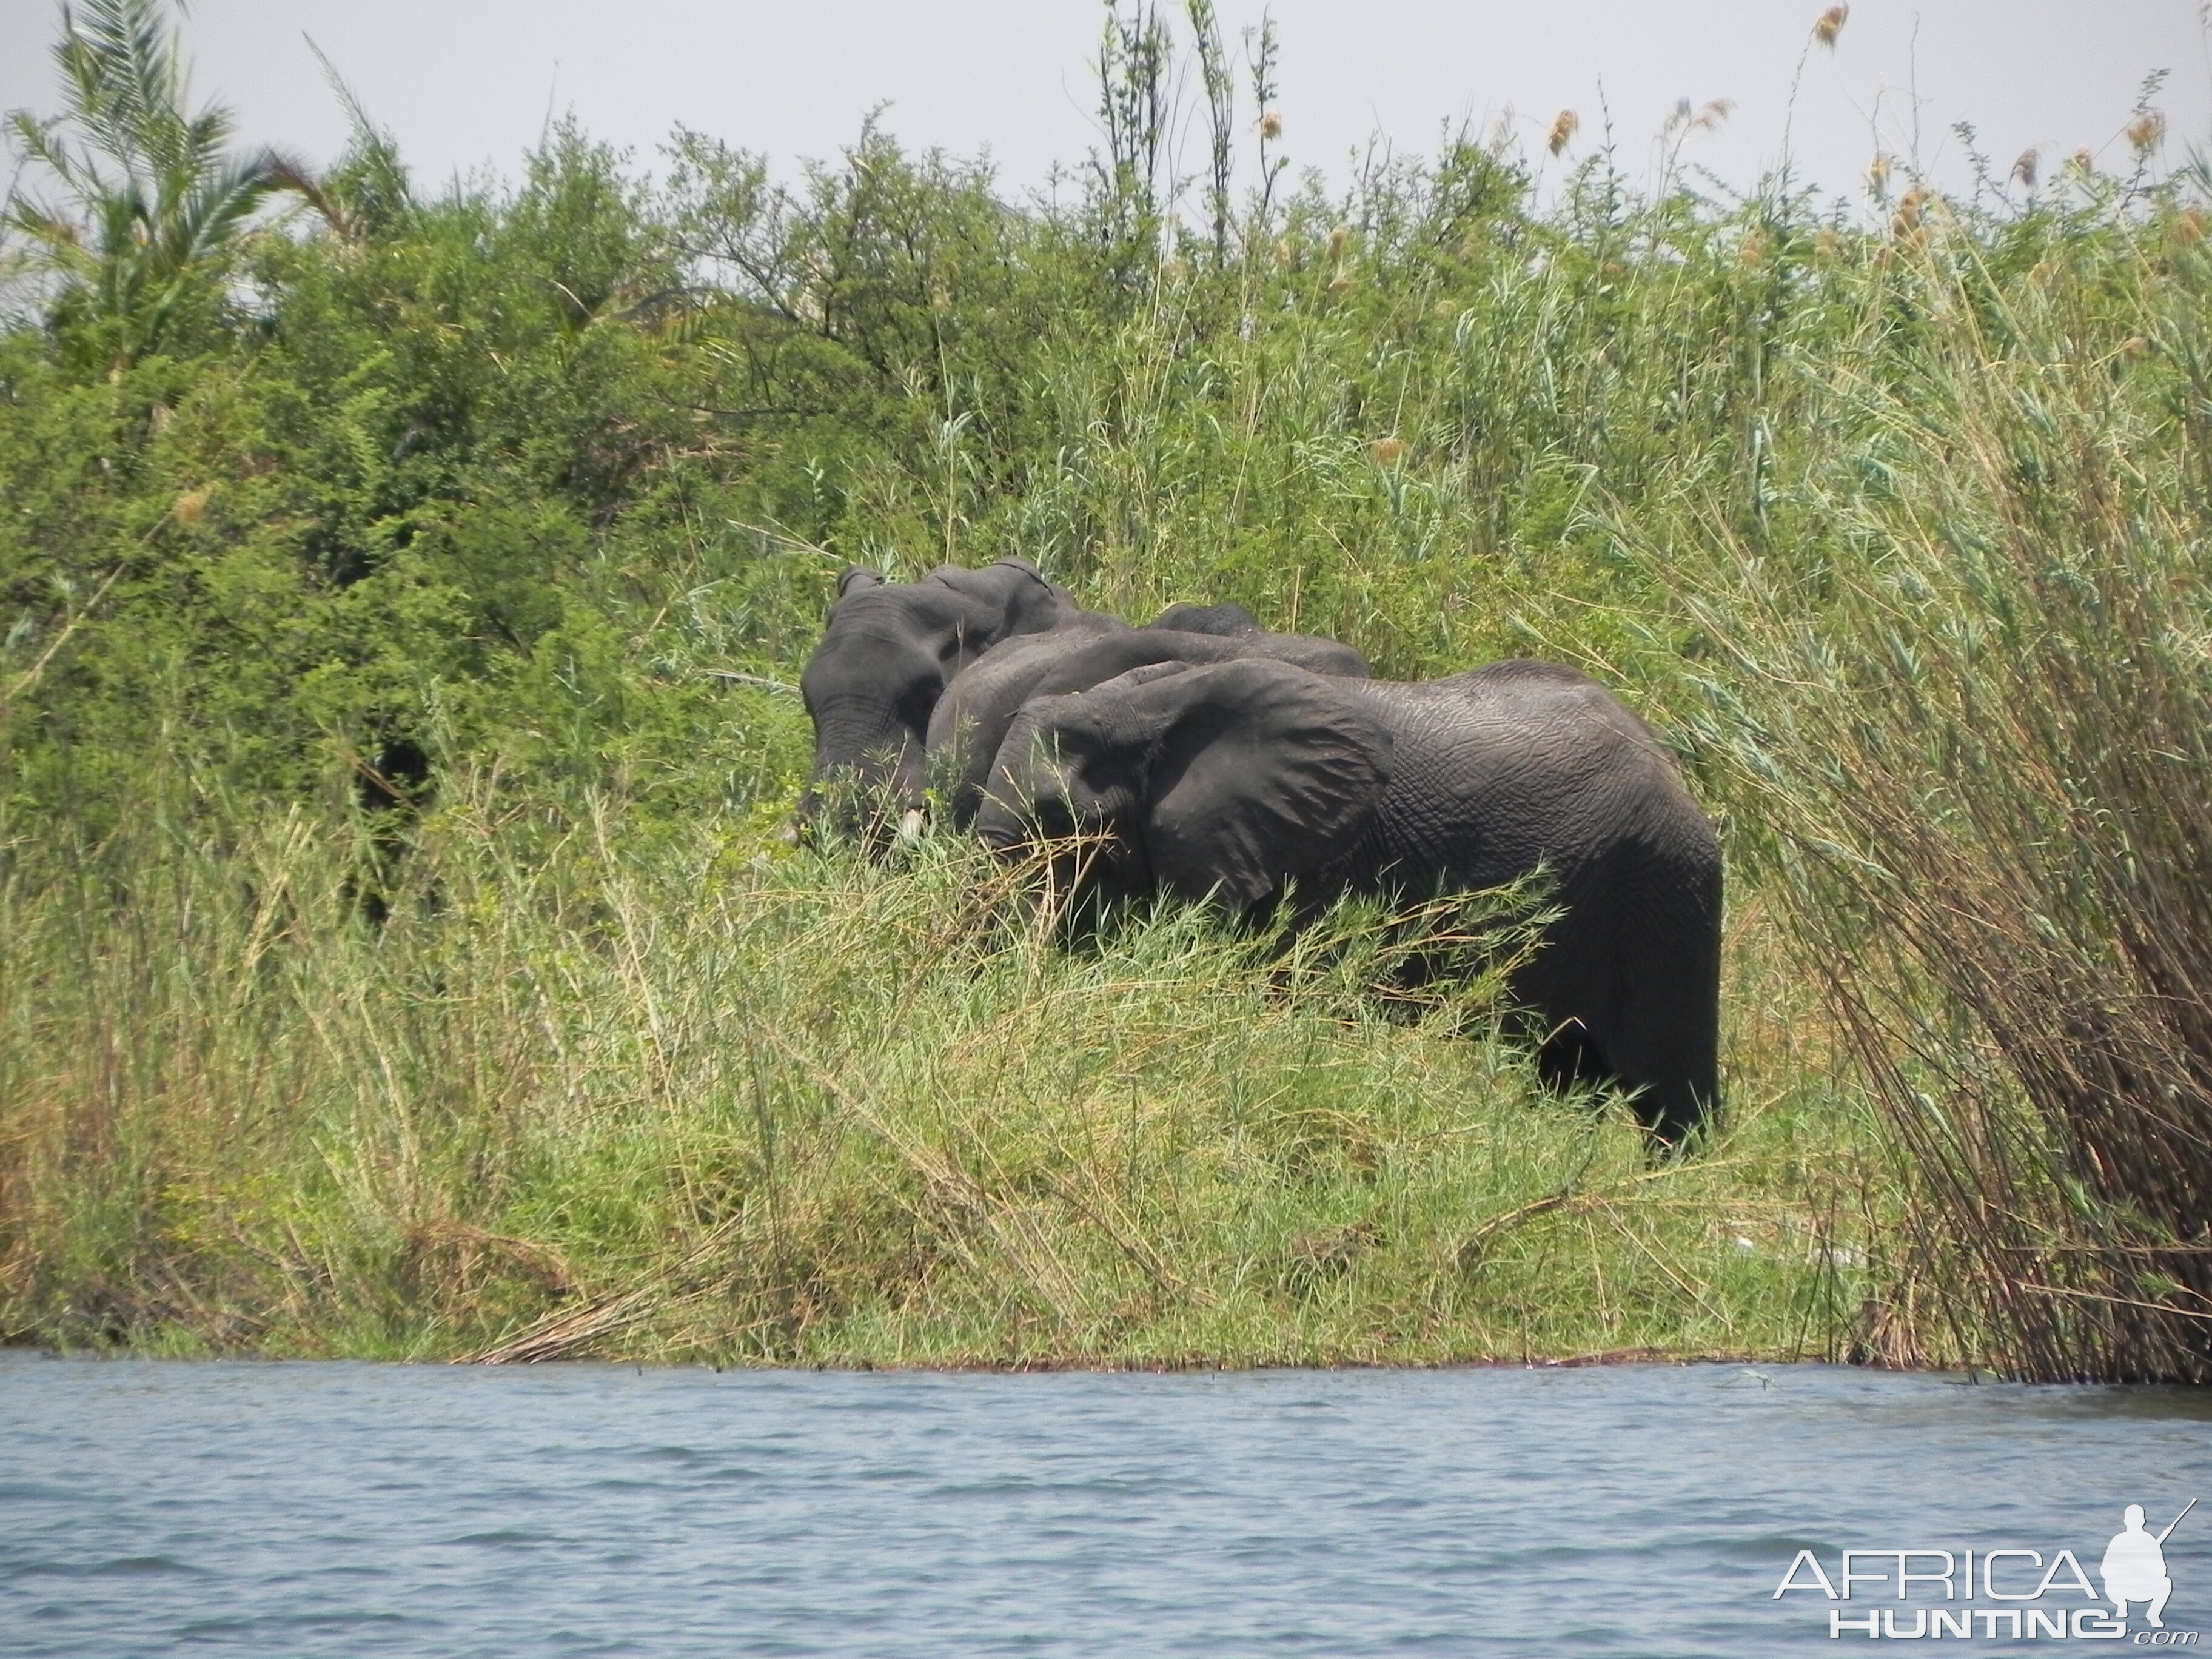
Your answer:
(2, 2), (2207, 212)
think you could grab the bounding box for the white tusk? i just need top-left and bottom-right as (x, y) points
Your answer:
(898, 808), (928, 844)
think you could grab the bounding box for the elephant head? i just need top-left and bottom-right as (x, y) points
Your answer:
(974, 658), (1395, 908)
(797, 557), (1076, 839)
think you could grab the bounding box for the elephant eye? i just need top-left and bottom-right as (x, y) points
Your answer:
(891, 674), (939, 734)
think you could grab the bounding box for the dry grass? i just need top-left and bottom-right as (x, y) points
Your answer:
(1655, 214), (2212, 1379)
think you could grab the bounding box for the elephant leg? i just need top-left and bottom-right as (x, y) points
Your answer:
(1598, 939), (1721, 1149)
(1518, 935), (1717, 1147)
(1534, 1019), (1610, 1098)
(1620, 1063), (1712, 1151)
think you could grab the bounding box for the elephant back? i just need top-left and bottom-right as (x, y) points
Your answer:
(1333, 662), (1712, 900)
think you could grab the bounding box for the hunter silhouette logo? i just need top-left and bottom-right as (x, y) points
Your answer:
(2105, 1501), (2193, 1631)
(1774, 1498), (2199, 1641)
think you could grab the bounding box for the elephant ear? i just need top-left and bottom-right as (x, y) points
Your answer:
(1136, 659), (1393, 907)
(837, 566), (883, 597)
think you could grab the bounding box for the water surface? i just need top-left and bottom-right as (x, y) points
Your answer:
(4, 1355), (2208, 1655)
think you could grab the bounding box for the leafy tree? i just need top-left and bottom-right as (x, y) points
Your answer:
(4, 0), (317, 369)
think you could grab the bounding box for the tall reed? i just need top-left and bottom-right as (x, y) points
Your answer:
(1658, 209), (2212, 1380)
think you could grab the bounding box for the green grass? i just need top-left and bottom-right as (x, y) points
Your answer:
(0, 788), (1875, 1366)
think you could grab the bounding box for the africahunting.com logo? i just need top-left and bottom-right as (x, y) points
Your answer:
(1775, 1500), (2197, 1642)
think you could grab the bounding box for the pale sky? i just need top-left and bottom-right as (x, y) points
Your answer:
(2, 2), (2206, 213)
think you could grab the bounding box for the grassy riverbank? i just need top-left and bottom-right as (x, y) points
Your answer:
(1, 796), (1879, 1366)
(5, 2), (2208, 1374)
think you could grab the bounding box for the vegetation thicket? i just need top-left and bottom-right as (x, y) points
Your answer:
(2, 0), (2205, 1376)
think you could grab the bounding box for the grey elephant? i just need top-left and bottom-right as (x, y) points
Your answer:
(796, 558), (1105, 837)
(796, 561), (1362, 839)
(972, 655), (1723, 1145)
(925, 617), (1371, 830)
(1142, 600), (1275, 637)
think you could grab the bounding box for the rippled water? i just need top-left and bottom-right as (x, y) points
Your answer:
(3, 1355), (2209, 1656)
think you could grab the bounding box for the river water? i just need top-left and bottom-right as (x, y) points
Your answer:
(3, 1355), (2208, 1656)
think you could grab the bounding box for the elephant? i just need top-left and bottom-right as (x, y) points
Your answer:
(971, 655), (1723, 1145)
(796, 557), (1105, 837)
(925, 618), (1372, 830)
(796, 559), (1361, 840)
(1144, 601), (1269, 636)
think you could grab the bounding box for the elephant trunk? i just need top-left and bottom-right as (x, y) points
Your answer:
(973, 709), (1145, 900)
(800, 695), (932, 843)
